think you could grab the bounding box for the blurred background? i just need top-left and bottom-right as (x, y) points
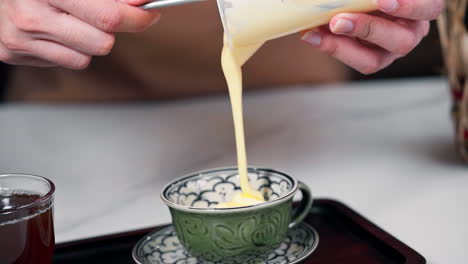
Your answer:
(0, 21), (445, 103)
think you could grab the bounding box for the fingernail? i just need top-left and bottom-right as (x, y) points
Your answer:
(301, 30), (321, 46)
(331, 18), (354, 34)
(377, 0), (399, 12)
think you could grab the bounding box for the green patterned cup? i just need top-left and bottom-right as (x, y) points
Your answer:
(161, 167), (313, 264)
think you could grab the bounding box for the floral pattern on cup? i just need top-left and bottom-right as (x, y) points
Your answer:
(165, 169), (293, 208)
(210, 208), (289, 254)
(133, 223), (318, 264)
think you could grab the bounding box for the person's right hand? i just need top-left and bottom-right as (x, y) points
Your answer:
(0, 0), (160, 69)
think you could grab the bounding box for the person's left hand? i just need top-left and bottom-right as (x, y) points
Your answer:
(301, 0), (444, 74)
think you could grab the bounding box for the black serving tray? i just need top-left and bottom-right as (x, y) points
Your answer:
(53, 199), (425, 264)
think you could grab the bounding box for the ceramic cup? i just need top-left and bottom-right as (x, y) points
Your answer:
(161, 167), (313, 264)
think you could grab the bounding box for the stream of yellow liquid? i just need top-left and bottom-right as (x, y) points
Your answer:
(216, 0), (377, 208)
(216, 38), (265, 208)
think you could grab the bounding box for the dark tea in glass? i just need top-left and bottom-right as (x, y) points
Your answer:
(0, 174), (55, 264)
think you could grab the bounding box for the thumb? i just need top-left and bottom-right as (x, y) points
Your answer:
(375, 0), (444, 20)
(120, 0), (152, 6)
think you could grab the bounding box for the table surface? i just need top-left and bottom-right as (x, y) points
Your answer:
(0, 77), (465, 264)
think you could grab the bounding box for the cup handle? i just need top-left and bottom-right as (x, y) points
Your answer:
(289, 181), (313, 228)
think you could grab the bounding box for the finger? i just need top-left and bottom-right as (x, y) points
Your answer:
(33, 12), (115, 56)
(48, 0), (161, 33)
(329, 13), (430, 55)
(301, 27), (398, 74)
(375, 0), (444, 20)
(0, 47), (56, 67)
(6, 1), (115, 56)
(10, 56), (57, 67)
(0, 42), (57, 67)
(25, 40), (91, 70)
(120, 0), (151, 5)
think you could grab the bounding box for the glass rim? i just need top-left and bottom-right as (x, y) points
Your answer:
(0, 173), (55, 215)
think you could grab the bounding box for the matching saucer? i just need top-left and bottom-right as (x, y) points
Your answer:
(132, 223), (319, 264)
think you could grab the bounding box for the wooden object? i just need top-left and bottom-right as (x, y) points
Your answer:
(438, 0), (468, 162)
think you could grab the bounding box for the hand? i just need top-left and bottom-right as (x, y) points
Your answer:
(0, 0), (160, 69)
(301, 0), (444, 74)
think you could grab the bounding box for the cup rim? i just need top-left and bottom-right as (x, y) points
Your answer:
(160, 167), (299, 213)
(0, 173), (55, 215)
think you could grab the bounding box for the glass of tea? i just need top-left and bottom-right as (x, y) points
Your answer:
(0, 174), (55, 264)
